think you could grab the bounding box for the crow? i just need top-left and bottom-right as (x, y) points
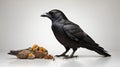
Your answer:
(41, 9), (111, 58)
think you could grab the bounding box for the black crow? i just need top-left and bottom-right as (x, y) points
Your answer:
(41, 9), (111, 58)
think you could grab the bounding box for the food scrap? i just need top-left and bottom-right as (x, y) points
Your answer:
(8, 44), (55, 60)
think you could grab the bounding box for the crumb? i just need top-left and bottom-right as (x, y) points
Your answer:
(44, 54), (55, 60)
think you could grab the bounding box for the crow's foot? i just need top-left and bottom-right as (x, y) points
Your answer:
(55, 55), (69, 57)
(64, 55), (78, 59)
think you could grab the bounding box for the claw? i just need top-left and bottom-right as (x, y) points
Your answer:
(64, 55), (78, 59)
(55, 55), (69, 57)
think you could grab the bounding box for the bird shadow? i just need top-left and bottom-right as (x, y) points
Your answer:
(58, 55), (102, 59)
(61, 55), (111, 67)
(88, 57), (111, 67)
(8, 55), (111, 67)
(78, 55), (102, 58)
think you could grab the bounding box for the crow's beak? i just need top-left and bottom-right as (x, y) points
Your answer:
(41, 12), (49, 17)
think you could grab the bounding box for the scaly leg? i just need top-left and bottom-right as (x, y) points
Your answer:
(65, 48), (78, 58)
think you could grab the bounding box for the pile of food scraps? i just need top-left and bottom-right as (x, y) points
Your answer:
(8, 44), (54, 60)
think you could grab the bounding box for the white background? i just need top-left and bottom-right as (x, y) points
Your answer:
(0, 0), (120, 67)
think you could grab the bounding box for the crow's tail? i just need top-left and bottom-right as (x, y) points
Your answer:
(94, 45), (111, 57)
(85, 43), (111, 57)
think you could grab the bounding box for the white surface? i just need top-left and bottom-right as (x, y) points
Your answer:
(0, 52), (120, 67)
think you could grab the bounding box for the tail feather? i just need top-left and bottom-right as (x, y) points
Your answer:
(94, 46), (111, 57)
(84, 44), (111, 57)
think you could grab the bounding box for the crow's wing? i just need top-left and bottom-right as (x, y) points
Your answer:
(63, 23), (95, 44)
(63, 23), (87, 41)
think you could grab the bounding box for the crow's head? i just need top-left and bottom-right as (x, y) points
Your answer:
(41, 9), (68, 21)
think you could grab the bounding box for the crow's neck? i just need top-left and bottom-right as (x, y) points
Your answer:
(52, 16), (68, 23)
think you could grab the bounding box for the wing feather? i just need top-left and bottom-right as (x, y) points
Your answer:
(63, 23), (87, 42)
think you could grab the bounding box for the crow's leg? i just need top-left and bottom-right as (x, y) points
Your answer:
(65, 48), (78, 58)
(56, 47), (70, 57)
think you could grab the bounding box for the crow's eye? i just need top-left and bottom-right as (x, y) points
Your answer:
(49, 12), (54, 15)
